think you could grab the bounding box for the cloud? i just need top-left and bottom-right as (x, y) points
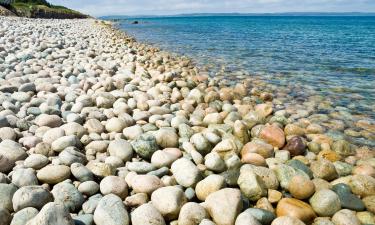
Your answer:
(49, 0), (375, 16)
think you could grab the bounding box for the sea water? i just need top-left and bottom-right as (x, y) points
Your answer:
(112, 15), (375, 145)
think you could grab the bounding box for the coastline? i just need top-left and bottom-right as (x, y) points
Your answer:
(0, 16), (375, 225)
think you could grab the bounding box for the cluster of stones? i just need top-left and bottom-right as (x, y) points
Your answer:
(0, 16), (375, 225)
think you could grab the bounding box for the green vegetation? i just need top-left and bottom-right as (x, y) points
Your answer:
(13, 0), (51, 6)
(5, 0), (89, 18)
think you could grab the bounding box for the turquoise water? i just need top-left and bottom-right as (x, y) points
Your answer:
(115, 16), (375, 120)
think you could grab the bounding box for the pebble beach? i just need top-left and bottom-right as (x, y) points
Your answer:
(0, 16), (375, 225)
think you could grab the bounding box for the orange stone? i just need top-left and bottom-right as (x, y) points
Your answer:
(259, 125), (286, 148)
(276, 198), (316, 223)
(241, 140), (274, 159)
(241, 153), (266, 166)
(288, 176), (315, 200)
(219, 87), (234, 101)
(268, 189), (283, 203)
(318, 150), (341, 162)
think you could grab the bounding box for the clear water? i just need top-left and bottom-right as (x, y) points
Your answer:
(114, 16), (375, 121)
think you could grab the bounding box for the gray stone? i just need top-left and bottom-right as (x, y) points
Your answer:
(0, 183), (17, 211)
(333, 161), (353, 177)
(82, 194), (102, 214)
(12, 186), (53, 212)
(332, 183), (365, 211)
(10, 207), (39, 225)
(52, 182), (84, 212)
(190, 133), (212, 155)
(25, 202), (74, 225)
(0, 208), (12, 225)
(235, 210), (261, 225)
(0, 154), (14, 173)
(274, 164), (309, 190)
(241, 208), (276, 225)
(0, 127), (17, 140)
(24, 154), (49, 169)
(59, 147), (87, 166)
(127, 161), (156, 174)
(78, 181), (99, 196)
(286, 159), (313, 179)
(73, 214), (94, 225)
(12, 168), (38, 187)
(0, 172), (10, 183)
(131, 134), (158, 160)
(71, 163), (94, 182)
(93, 194), (129, 225)
(178, 124), (194, 139)
(0, 140), (27, 166)
(51, 135), (79, 152)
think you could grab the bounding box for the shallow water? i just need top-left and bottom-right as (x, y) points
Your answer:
(110, 16), (375, 146)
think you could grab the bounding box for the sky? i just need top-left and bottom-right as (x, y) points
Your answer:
(48, 0), (375, 17)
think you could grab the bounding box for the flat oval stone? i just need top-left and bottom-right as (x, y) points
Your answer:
(37, 165), (71, 184)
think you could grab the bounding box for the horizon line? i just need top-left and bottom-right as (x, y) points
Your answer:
(98, 11), (375, 18)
